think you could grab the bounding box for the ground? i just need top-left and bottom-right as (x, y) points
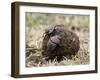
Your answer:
(25, 25), (89, 67)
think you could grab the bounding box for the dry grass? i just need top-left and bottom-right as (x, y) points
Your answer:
(25, 26), (89, 67)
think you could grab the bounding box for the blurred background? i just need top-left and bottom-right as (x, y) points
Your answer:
(26, 12), (89, 29)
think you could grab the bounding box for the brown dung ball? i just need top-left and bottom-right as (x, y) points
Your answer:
(42, 25), (80, 61)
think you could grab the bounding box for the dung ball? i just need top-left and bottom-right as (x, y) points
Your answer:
(42, 25), (80, 61)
